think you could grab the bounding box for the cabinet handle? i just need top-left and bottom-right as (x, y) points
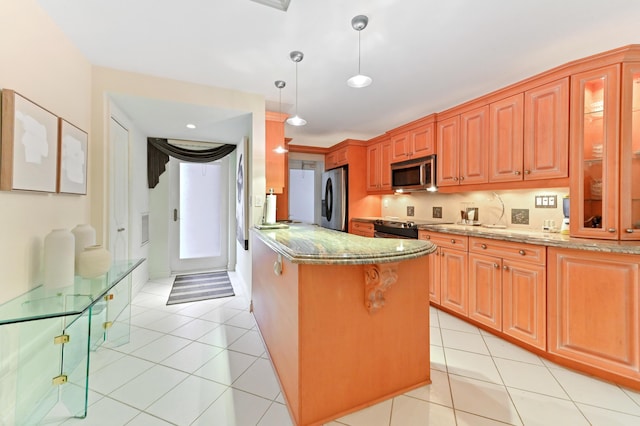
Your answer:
(524, 170), (531, 175)
(494, 263), (499, 269)
(459, 176), (465, 181)
(518, 249), (526, 256)
(514, 170), (521, 175)
(451, 239), (456, 244)
(453, 177), (459, 181)
(424, 235), (431, 239)
(503, 265), (509, 271)
(608, 228), (617, 233)
(626, 228), (635, 233)
(481, 244), (487, 249)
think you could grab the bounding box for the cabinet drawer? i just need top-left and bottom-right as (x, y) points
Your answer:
(469, 237), (545, 265)
(352, 221), (374, 237)
(419, 231), (468, 251)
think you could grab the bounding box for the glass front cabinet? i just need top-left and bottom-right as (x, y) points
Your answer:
(570, 61), (640, 240)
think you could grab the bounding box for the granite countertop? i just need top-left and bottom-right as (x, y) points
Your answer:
(352, 218), (640, 255)
(251, 223), (436, 265)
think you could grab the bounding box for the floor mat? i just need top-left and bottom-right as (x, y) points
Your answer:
(166, 271), (235, 305)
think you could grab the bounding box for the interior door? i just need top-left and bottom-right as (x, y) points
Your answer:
(169, 157), (229, 273)
(109, 117), (129, 266)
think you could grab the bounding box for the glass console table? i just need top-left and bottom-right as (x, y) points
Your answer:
(0, 259), (144, 425)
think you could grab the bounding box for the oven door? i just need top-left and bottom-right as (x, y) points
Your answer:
(374, 231), (414, 239)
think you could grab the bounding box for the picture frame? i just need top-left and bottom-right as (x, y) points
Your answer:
(1, 90), (59, 192)
(235, 137), (249, 250)
(57, 118), (88, 195)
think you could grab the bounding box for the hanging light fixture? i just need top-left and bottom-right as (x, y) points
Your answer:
(347, 15), (372, 88)
(273, 80), (288, 153)
(286, 51), (307, 126)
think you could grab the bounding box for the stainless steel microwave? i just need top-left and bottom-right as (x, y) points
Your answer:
(391, 155), (437, 192)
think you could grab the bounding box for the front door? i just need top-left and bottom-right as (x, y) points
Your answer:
(109, 117), (129, 265)
(169, 157), (229, 273)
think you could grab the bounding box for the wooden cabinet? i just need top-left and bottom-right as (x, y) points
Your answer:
(325, 146), (349, 170)
(523, 78), (569, 180)
(489, 94), (524, 183)
(548, 247), (640, 383)
(265, 111), (288, 194)
(351, 221), (374, 237)
(366, 136), (392, 192)
(469, 238), (546, 349)
(437, 106), (489, 187)
(419, 231), (468, 314)
(389, 118), (436, 163)
(571, 61), (640, 240)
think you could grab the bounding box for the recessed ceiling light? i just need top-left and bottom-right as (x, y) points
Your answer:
(186, 123), (196, 129)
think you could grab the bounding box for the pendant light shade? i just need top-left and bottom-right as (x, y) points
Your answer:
(286, 51), (307, 126)
(347, 15), (372, 88)
(274, 80), (288, 153)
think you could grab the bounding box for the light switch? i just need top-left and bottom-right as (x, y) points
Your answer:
(548, 196), (556, 207)
(542, 197), (549, 206)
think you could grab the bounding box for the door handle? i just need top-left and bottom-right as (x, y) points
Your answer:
(174, 209), (178, 222)
(117, 228), (125, 232)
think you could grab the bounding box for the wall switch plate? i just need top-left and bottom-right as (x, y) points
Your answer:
(535, 195), (557, 208)
(511, 208), (530, 225)
(407, 206), (415, 217)
(432, 206), (442, 218)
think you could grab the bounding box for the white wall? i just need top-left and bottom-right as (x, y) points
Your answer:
(0, 0), (92, 303)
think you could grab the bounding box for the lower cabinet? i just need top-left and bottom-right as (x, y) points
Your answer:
(548, 247), (640, 382)
(420, 231), (468, 314)
(351, 221), (374, 237)
(469, 237), (546, 349)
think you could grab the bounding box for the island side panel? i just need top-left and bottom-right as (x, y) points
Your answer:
(297, 256), (431, 425)
(251, 234), (301, 424)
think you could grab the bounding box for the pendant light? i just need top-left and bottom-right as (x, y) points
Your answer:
(347, 15), (372, 88)
(273, 80), (288, 153)
(286, 51), (307, 126)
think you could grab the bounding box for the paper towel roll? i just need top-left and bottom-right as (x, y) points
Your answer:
(265, 194), (277, 224)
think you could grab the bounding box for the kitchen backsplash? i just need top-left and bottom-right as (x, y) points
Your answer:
(381, 188), (569, 232)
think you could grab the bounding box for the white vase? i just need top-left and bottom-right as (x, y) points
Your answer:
(77, 245), (112, 279)
(44, 229), (75, 289)
(71, 224), (96, 257)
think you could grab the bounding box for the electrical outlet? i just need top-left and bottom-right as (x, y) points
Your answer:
(407, 206), (415, 217)
(511, 208), (530, 225)
(432, 206), (442, 219)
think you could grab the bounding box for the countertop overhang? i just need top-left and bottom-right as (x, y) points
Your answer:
(251, 223), (436, 265)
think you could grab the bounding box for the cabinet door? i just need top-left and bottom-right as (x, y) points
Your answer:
(380, 139), (393, 190)
(436, 116), (460, 187)
(366, 143), (381, 192)
(489, 94), (524, 183)
(411, 123), (435, 158)
(460, 105), (489, 185)
(524, 78), (569, 180)
(502, 259), (546, 349)
(440, 248), (468, 316)
(429, 247), (441, 304)
(325, 152), (337, 170)
(391, 133), (410, 163)
(570, 65), (620, 239)
(468, 253), (502, 330)
(548, 248), (640, 378)
(620, 63), (640, 240)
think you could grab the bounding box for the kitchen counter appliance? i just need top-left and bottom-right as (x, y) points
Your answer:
(391, 155), (437, 192)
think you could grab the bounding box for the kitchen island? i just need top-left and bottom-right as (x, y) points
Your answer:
(251, 224), (436, 426)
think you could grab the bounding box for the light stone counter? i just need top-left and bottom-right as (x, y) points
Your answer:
(251, 223), (436, 265)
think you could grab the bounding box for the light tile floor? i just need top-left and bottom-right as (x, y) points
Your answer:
(45, 272), (640, 426)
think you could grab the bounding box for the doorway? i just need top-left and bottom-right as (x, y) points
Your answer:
(169, 157), (229, 273)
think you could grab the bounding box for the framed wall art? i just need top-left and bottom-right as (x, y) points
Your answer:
(1, 89), (59, 193)
(58, 118), (88, 194)
(235, 137), (249, 250)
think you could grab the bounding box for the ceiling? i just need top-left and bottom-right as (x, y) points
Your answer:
(36, 0), (640, 148)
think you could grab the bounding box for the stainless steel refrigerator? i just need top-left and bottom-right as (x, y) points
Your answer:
(320, 166), (347, 231)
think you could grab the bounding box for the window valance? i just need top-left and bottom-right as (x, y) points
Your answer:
(147, 137), (236, 188)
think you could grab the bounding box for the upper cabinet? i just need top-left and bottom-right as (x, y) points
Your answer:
(388, 115), (436, 163)
(570, 61), (640, 240)
(489, 79), (569, 183)
(366, 135), (392, 192)
(437, 106), (489, 187)
(265, 111), (288, 194)
(325, 146), (349, 170)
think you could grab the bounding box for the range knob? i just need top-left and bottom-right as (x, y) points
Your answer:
(405, 221), (415, 228)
